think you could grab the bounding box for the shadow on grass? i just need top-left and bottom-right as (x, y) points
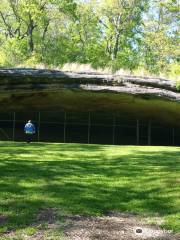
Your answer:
(0, 142), (179, 232)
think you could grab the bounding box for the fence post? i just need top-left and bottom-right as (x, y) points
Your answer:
(148, 120), (151, 146)
(38, 112), (41, 142)
(172, 127), (175, 146)
(88, 112), (91, 144)
(64, 112), (66, 143)
(136, 119), (139, 145)
(112, 114), (116, 145)
(12, 112), (16, 141)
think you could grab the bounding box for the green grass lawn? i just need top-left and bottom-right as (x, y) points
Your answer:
(0, 141), (179, 237)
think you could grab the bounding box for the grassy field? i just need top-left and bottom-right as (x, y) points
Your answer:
(0, 142), (179, 238)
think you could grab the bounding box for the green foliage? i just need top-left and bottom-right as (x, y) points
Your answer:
(0, 38), (28, 66)
(0, 0), (179, 77)
(168, 62), (180, 79)
(109, 48), (141, 72)
(176, 81), (180, 91)
(168, 62), (180, 91)
(23, 53), (42, 67)
(142, 0), (180, 74)
(0, 51), (9, 67)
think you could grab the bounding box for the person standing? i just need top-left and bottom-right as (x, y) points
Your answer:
(24, 120), (35, 143)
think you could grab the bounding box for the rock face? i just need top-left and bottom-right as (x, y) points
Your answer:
(0, 68), (180, 127)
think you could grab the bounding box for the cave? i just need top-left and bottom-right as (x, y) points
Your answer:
(0, 68), (180, 146)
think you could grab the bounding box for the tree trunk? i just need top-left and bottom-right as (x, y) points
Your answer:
(112, 32), (120, 60)
(28, 13), (34, 53)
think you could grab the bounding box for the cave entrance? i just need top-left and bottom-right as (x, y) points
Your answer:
(136, 120), (151, 145)
(0, 111), (180, 146)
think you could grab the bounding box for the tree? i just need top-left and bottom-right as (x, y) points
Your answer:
(96, 0), (147, 71)
(142, 0), (180, 73)
(0, 0), (77, 58)
(0, 0), (178, 77)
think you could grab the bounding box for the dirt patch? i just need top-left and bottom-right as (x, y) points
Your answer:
(64, 213), (177, 240)
(27, 230), (46, 240)
(36, 208), (57, 224)
(1, 211), (179, 240)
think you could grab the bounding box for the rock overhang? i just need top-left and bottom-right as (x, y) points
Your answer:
(0, 68), (180, 127)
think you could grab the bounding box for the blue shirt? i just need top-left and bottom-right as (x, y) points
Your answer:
(24, 123), (35, 134)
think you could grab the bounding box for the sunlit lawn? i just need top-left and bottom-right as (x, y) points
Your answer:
(0, 141), (179, 236)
